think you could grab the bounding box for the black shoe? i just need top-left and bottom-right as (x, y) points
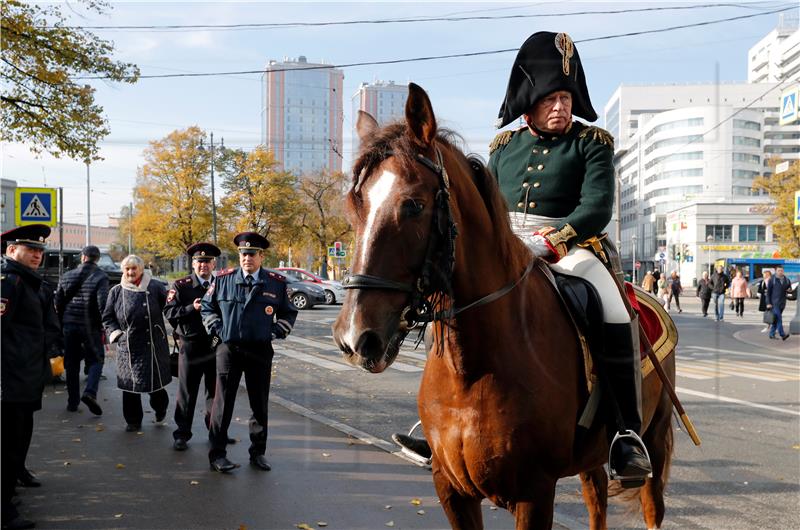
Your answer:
(227, 437), (237, 445)
(66, 404), (78, 412)
(173, 439), (188, 451)
(392, 433), (432, 460)
(610, 438), (652, 480)
(249, 455), (271, 471)
(782, 334), (790, 341)
(125, 423), (141, 432)
(155, 410), (167, 423)
(1, 516), (35, 530)
(80, 395), (103, 416)
(209, 457), (237, 473)
(17, 469), (41, 488)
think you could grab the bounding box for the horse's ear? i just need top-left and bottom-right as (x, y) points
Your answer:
(405, 83), (437, 147)
(356, 111), (379, 142)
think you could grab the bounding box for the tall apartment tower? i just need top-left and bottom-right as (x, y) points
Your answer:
(351, 80), (407, 154)
(262, 56), (344, 174)
(748, 16), (800, 83)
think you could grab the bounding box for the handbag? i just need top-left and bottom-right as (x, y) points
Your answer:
(763, 310), (775, 325)
(169, 332), (180, 377)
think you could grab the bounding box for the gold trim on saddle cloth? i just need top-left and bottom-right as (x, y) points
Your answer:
(634, 287), (679, 378)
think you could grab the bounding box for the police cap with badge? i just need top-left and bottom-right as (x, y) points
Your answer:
(234, 232), (270, 255)
(495, 31), (597, 129)
(1, 224), (51, 251)
(186, 242), (221, 262)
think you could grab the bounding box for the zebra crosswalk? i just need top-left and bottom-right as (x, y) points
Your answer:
(676, 346), (798, 382)
(273, 335), (425, 373)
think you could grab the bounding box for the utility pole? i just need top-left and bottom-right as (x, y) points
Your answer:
(128, 201), (133, 254)
(210, 132), (217, 244)
(58, 188), (64, 279)
(86, 160), (91, 246)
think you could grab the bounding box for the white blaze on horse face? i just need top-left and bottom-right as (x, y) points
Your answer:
(360, 169), (398, 266)
(344, 169), (398, 351)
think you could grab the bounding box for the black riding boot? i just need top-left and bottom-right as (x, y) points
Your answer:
(599, 321), (652, 486)
(392, 329), (433, 465)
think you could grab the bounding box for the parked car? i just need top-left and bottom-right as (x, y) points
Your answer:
(267, 269), (326, 310)
(41, 248), (122, 286)
(276, 267), (346, 305)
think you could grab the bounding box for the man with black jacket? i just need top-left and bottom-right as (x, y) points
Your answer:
(710, 265), (730, 322)
(2, 224), (61, 530)
(55, 245), (109, 416)
(164, 242), (224, 451)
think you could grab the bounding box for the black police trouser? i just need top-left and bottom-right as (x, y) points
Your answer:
(1, 402), (35, 522)
(122, 389), (169, 425)
(173, 337), (216, 441)
(701, 296), (711, 316)
(208, 341), (274, 462)
(64, 324), (105, 407)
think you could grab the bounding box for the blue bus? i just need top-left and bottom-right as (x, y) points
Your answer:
(725, 257), (800, 281)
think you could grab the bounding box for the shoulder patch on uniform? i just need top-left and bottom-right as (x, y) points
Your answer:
(268, 271), (287, 282)
(217, 268), (236, 277)
(175, 276), (192, 286)
(488, 130), (515, 155)
(578, 125), (614, 148)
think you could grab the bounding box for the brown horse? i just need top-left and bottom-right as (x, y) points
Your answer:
(332, 83), (675, 530)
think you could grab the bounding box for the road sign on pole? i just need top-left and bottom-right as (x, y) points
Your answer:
(794, 190), (800, 226)
(780, 86), (798, 125)
(15, 187), (57, 227)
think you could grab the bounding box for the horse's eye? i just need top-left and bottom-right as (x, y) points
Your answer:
(401, 199), (424, 218)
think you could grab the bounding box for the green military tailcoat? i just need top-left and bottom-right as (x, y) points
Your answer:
(488, 120), (615, 249)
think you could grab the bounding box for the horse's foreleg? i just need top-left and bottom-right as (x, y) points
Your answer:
(639, 390), (674, 529)
(580, 467), (608, 530)
(431, 462), (483, 530)
(510, 480), (556, 530)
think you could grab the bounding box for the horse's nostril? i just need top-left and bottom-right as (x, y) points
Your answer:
(355, 330), (384, 360)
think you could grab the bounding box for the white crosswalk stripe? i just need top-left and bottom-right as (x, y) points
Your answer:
(280, 335), (423, 372)
(676, 347), (799, 382)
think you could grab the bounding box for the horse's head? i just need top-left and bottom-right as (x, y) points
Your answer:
(332, 83), (456, 373)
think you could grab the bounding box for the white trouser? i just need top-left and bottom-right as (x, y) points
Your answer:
(510, 212), (630, 324)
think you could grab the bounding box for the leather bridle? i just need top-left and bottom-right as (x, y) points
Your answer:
(343, 145), (535, 328)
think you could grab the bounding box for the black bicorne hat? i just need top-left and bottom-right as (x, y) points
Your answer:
(186, 242), (221, 260)
(495, 32), (597, 129)
(1, 224), (51, 250)
(233, 232), (270, 253)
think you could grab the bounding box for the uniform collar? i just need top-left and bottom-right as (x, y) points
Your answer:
(240, 268), (260, 283)
(193, 273), (213, 287)
(526, 120), (573, 140)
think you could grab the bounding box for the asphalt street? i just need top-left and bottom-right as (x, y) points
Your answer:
(15, 294), (800, 529)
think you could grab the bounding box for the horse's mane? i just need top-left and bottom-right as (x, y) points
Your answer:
(350, 122), (527, 270)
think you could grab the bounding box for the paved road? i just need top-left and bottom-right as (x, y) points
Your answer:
(17, 296), (799, 529)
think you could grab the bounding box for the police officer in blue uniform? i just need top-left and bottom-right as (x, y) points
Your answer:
(164, 242), (222, 451)
(201, 232), (297, 473)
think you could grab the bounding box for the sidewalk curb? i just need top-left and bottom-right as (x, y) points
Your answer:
(268, 392), (588, 530)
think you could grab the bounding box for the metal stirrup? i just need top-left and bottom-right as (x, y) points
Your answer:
(608, 429), (653, 480)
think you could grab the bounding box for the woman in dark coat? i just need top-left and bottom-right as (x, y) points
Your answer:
(102, 255), (172, 431)
(757, 270), (772, 332)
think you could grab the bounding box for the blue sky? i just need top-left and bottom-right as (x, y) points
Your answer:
(3, 1), (796, 224)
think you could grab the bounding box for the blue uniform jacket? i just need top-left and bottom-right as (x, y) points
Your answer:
(200, 267), (298, 345)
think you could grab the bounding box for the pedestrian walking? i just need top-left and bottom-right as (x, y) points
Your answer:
(696, 271), (712, 317)
(1, 225), (61, 530)
(641, 271), (654, 293)
(730, 270), (749, 318)
(164, 242), (229, 451)
(709, 265), (730, 321)
(55, 245), (109, 416)
(766, 266), (792, 341)
(102, 255), (172, 431)
(758, 270), (772, 332)
(651, 268), (661, 296)
(201, 232), (298, 473)
(657, 276), (669, 308)
(667, 271), (683, 313)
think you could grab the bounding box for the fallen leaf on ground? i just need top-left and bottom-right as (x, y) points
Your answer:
(238, 525), (247, 530)
(114, 514), (123, 518)
(385, 522), (394, 527)
(317, 522), (328, 527)
(410, 498), (422, 506)
(321, 452), (331, 458)
(95, 426), (104, 432)
(115, 463), (125, 469)
(136, 431), (144, 435)
(384, 505), (392, 510)
(295, 524), (312, 529)
(63, 461), (71, 466)
(489, 506), (498, 510)
(417, 510), (425, 515)
(71, 438), (81, 442)
(190, 480), (199, 485)
(792, 444), (800, 450)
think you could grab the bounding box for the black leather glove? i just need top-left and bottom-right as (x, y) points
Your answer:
(210, 335), (221, 349)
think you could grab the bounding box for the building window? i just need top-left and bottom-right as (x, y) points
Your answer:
(644, 117), (704, 140)
(644, 135), (703, 155)
(732, 136), (760, 147)
(706, 225), (732, 242)
(732, 153), (760, 163)
(732, 119), (761, 131)
(732, 169), (760, 178)
(739, 225), (766, 242)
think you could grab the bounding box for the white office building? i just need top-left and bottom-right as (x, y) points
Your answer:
(606, 82), (800, 284)
(748, 17), (800, 83)
(351, 80), (407, 154)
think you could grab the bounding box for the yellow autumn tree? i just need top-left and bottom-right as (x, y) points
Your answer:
(752, 160), (800, 258)
(298, 170), (352, 278)
(216, 146), (302, 264)
(129, 127), (213, 258)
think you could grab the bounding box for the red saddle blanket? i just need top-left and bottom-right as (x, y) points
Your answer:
(625, 282), (678, 377)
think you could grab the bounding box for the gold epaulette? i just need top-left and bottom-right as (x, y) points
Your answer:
(488, 130), (514, 155)
(578, 125), (615, 148)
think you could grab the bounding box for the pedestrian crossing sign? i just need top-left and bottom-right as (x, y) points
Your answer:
(780, 87), (798, 125)
(15, 187), (57, 227)
(795, 190), (800, 226)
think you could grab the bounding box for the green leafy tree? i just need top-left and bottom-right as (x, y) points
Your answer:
(752, 160), (800, 258)
(298, 171), (352, 278)
(130, 127), (213, 259)
(1, 0), (139, 160)
(217, 146), (302, 264)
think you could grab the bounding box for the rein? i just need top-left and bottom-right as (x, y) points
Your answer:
(343, 145), (533, 327)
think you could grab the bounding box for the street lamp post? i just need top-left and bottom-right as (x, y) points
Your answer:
(706, 234), (715, 274)
(632, 233), (638, 285)
(199, 133), (223, 244)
